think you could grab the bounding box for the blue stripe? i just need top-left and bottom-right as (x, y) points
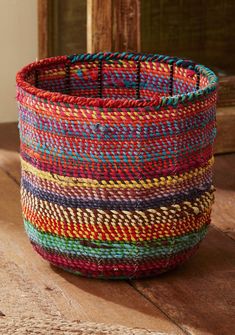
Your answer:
(19, 104), (216, 141)
(22, 178), (212, 210)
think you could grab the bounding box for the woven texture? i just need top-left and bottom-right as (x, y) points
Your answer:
(0, 316), (167, 335)
(16, 52), (217, 279)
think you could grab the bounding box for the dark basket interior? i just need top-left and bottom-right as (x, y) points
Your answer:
(25, 57), (211, 101)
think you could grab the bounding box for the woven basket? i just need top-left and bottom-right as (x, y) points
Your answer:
(16, 52), (217, 279)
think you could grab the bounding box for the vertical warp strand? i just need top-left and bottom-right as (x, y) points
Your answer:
(65, 64), (70, 94)
(136, 60), (141, 99)
(169, 64), (174, 96)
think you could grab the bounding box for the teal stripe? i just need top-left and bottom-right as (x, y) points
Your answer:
(21, 133), (216, 164)
(24, 219), (207, 260)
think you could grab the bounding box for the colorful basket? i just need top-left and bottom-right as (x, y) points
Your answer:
(16, 52), (217, 279)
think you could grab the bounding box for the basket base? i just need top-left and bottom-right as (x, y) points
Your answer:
(49, 263), (179, 280)
(32, 242), (200, 280)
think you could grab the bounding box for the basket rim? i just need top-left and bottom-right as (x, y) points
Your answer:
(16, 52), (218, 108)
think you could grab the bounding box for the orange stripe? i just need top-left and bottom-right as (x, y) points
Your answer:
(23, 205), (211, 242)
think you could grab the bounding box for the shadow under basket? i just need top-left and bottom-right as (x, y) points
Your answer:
(16, 52), (218, 279)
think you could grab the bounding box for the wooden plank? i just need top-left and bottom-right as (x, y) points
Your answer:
(38, 0), (87, 58)
(141, 0), (235, 74)
(131, 227), (235, 335)
(217, 76), (235, 107)
(87, 0), (140, 53)
(0, 122), (20, 183)
(39, 0), (140, 56)
(0, 122), (19, 152)
(38, 0), (49, 59)
(214, 107), (235, 154)
(0, 149), (20, 184)
(212, 154), (235, 240)
(0, 168), (183, 334)
(112, 0), (140, 52)
(52, 0), (87, 55)
(87, 0), (112, 52)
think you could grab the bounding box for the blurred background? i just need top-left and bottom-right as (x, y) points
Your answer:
(0, 0), (235, 153)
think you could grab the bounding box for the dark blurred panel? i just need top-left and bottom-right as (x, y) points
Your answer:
(141, 0), (235, 74)
(48, 0), (86, 56)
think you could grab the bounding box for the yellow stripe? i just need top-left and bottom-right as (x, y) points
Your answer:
(21, 157), (214, 189)
(21, 187), (214, 230)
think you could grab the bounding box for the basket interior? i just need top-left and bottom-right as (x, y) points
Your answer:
(25, 59), (210, 100)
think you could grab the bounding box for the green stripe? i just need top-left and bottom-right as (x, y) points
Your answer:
(24, 219), (208, 260)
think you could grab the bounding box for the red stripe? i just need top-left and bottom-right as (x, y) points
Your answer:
(23, 204), (210, 241)
(21, 142), (213, 180)
(32, 242), (199, 278)
(17, 85), (216, 125)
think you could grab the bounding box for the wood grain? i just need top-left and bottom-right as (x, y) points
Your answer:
(87, 0), (112, 52)
(112, 0), (140, 52)
(131, 227), (235, 335)
(0, 122), (19, 152)
(141, 0), (235, 75)
(0, 149), (20, 184)
(214, 107), (235, 154)
(217, 76), (235, 107)
(212, 154), (235, 240)
(0, 123), (20, 182)
(38, 0), (49, 59)
(87, 0), (140, 53)
(52, 0), (87, 55)
(38, 0), (87, 58)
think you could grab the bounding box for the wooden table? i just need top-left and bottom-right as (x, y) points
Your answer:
(0, 123), (234, 335)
